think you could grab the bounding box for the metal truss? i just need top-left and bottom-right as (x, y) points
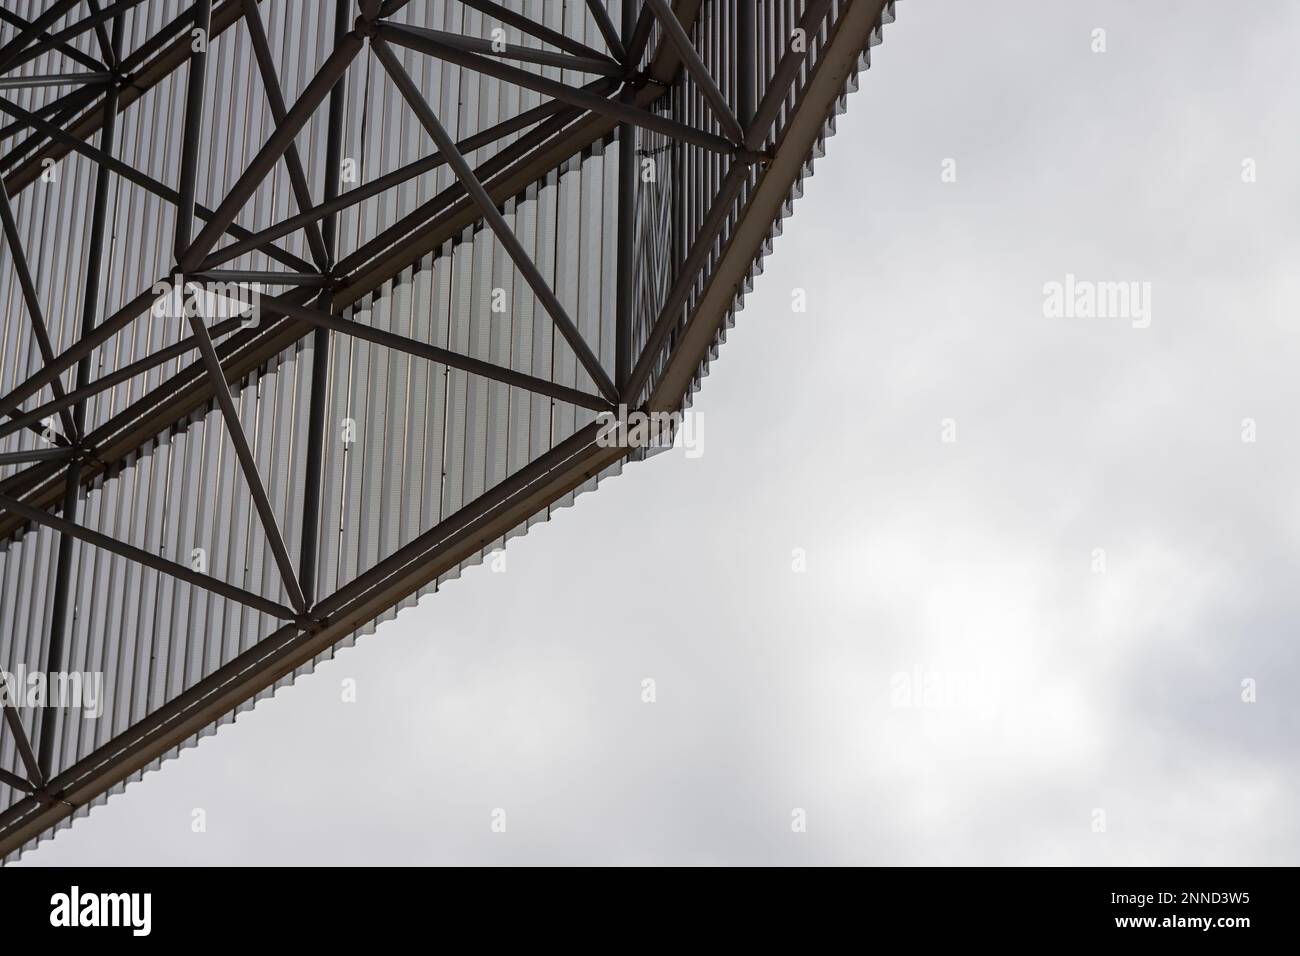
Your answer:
(0, 0), (890, 853)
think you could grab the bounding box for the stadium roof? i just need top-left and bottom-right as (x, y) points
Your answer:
(0, 0), (896, 858)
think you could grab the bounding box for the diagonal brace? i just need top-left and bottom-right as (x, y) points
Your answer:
(0, 317), (245, 443)
(241, 0), (331, 271)
(180, 33), (363, 272)
(274, 299), (614, 413)
(0, 7), (104, 72)
(186, 303), (308, 615)
(584, 0), (626, 62)
(0, 489), (298, 620)
(398, 23), (621, 78)
(0, 177), (79, 441)
(0, 94), (317, 275)
(644, 0), (744, 144)
(0, 678), (44, 790)
(377, 22), (753, 160)
(372, 36), (618, 404)
(455, 0), (612, 63)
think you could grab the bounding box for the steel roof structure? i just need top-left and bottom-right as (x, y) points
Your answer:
(0, 0), (894, 859)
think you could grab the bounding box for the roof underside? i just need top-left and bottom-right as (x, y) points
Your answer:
(0, 0), (896, 859)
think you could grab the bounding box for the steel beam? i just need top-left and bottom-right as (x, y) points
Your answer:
(297, 294), (331, 607)
(585, 0), (626, 62)
(614, 2), (637, 389)
(300, 0), (351, 608)
(0, 766), (32, 794)
(615, 113), (636, 389)
(0, 73), (114, 90)
(0, 447), (74, 466)
(39, 14), (123, 780)
(736, 0), (755, 129)
(173, 0), (212, 263)
(625, 4), (657, 70)
(193, 270), (331, 287)
(82, 0), (117, 71)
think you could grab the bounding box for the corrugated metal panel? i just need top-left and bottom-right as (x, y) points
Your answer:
(0, 0), (897, 859)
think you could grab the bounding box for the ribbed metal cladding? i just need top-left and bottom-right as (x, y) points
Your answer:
(0, 0), (897, 859)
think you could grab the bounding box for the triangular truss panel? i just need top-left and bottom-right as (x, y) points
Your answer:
(0, 0), (897, 858)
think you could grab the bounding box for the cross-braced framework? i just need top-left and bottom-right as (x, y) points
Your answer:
(0, 0), (894, 855)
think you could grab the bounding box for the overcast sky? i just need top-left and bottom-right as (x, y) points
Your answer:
(17, 0), (1300, 865)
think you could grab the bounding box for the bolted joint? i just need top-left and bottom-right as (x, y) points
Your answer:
(623, 71), (660, 93)
(77, 444), (110, 473)
(295, 612), (328, 635)
(62, 447), (87, 467)
(734, 146), (772, 166)
(33, 787), (72, 809)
